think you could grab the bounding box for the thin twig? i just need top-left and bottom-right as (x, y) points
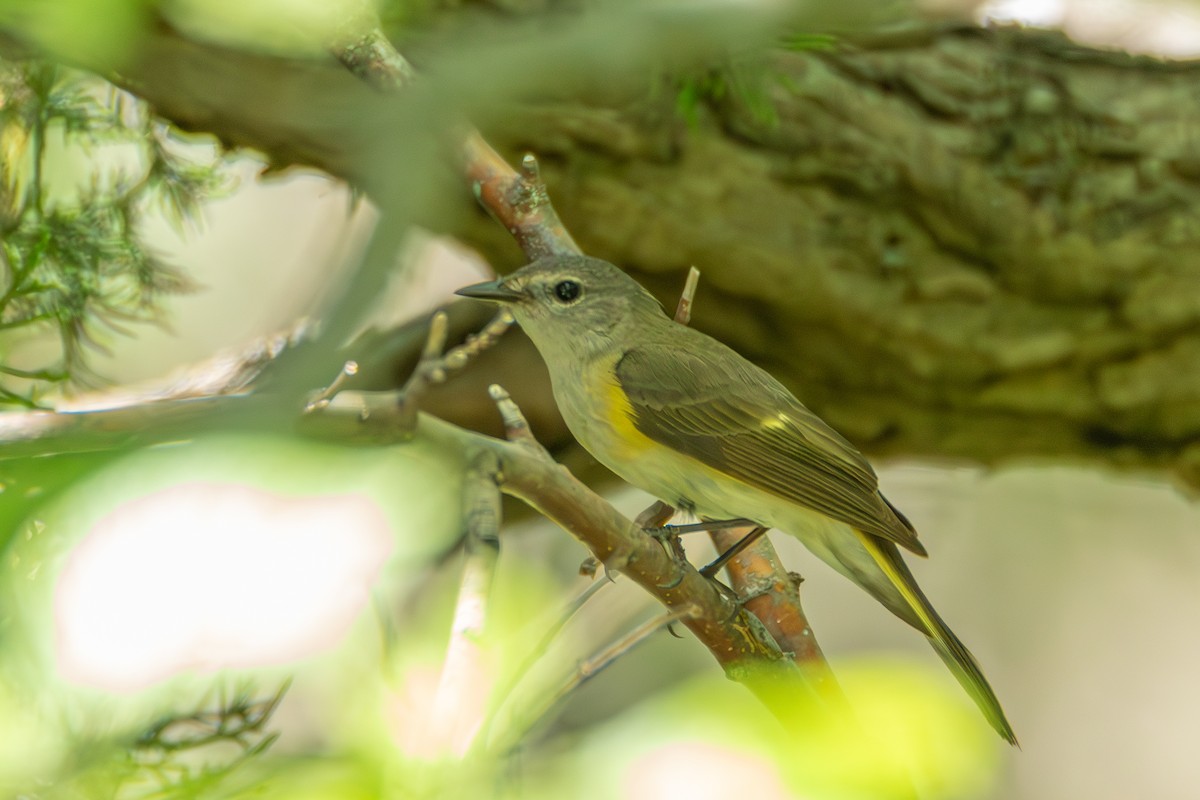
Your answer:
(132, 678), (291, 797)
(463, 139), (581, 260)
(488, 383), (540, 450)
(430, 451), (503, 756)
(305, 360), (359, 412)
(673, 266), (701, 325)
(395, 309), (451, 433)
(333, 28), (417, 91)
(330, 308), (517, 436)
(476, 578), (609, 749)
(492, 605), (699, 755)
(442, 309), (515, 371)
(332, 24), (578, 262)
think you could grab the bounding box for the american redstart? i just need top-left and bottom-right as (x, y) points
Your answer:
(457, 255), (1016, 744)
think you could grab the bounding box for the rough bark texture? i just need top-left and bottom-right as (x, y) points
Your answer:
(463, 26), (1200, 488)
(7, 19), (1200, 486)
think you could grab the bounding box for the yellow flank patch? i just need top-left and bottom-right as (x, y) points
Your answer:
(601, 376), (656, 458)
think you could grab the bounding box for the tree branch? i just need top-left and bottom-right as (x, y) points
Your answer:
(298, 391), (824, 715)
(430, 450), (503, 756)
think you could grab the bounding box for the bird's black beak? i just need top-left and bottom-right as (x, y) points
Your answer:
(455, 279), (523, 303)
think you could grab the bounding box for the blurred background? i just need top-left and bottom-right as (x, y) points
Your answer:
(3, 1), (1200, 799)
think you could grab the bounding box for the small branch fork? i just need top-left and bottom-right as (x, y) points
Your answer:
(463, 143), (581, 261)
(391, 307), (514, 433)
(303, 307), (513, 436)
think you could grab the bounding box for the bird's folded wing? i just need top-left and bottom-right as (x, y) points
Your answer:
(615, 344), (925, 555)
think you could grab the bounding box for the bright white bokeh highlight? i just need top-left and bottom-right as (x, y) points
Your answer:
(623, 742), (791, 800)
(978, 0), (1200, 57)
(978, 0), (1067, 26)
(385, 659), (496, 759)
(54, 482), (394, 692)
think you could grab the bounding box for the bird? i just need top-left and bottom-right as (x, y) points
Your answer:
(456, 254), (1016, 744)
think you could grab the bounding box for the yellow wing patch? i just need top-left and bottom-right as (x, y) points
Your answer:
(761, 412), (791, 431)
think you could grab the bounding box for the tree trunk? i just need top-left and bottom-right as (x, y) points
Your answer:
(8, 20), (1200, 487)
(461, 25), (1200, 488)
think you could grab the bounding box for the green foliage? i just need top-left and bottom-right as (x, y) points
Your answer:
(0, 0), (151, 67)
(674, 69), (727, 128)
(673, 31), (836, 129)
(782, 32), (838, 52)
(0, 679), (289, 799)
(124, 681), (289, 798)
(674, 60), (780, 130)
(0, 62), (224, 407)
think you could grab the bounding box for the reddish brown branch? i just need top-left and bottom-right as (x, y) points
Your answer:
(330, 28), (578, 262)
(462, 139), (581, 260)
(709, 527), (839, 696)
(450, 390), (785, 672)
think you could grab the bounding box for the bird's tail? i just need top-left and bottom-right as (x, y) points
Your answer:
(854, 530), (1019, 746)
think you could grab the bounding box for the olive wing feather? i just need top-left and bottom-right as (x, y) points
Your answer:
(615, 344), (925, 555)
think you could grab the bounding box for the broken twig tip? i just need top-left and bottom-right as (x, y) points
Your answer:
(674, 267), (701, 325)
(424, 310), (450, 359)
(305, 359), (361, 412)
(520, 153), (540, 181)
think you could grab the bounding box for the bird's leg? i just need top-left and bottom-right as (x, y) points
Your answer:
(643, 517), (758, 538)
(700, 526), (769, 579)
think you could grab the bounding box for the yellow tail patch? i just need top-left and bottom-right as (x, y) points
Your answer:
(854, 529), (938, 636)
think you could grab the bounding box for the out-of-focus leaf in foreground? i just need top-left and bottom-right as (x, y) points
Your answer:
(0, 433), (466, 796)
(527, 662), (1001, 800)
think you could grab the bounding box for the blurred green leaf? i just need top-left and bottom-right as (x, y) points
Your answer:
(543, 661), (1001, 800)
(783, 32), (839, 51)
(0, 450), (117, 554)
(0, 0), (151, 67)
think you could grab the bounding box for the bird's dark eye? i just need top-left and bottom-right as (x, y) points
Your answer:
(554, 280), (581, 303)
